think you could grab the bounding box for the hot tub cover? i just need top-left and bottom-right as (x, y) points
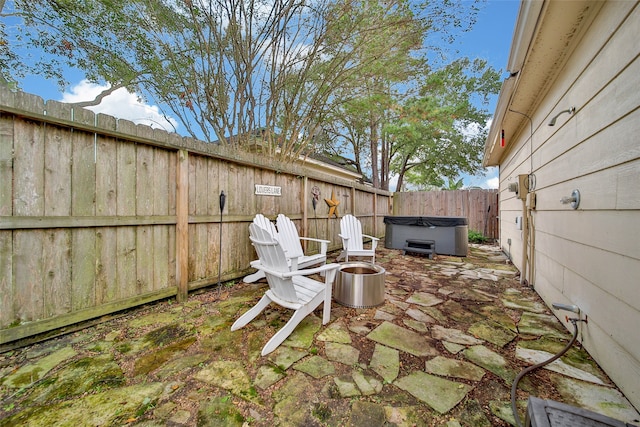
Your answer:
(383, 216), (468, 227)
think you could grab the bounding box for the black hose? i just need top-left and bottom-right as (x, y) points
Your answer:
(510, 318), (580, 427)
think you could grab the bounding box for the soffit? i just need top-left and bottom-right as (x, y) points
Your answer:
(483, 0), (603, 167)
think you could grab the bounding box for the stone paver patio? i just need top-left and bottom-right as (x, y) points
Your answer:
(1, 244), (639, 426)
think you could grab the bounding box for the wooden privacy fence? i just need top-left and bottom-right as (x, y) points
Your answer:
(0, 90), (497, 347)
(0, 89), (391, 346)
(392, 189), (499, 239)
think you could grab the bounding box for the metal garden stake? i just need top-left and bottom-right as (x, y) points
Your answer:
(218, 190), (226, 295)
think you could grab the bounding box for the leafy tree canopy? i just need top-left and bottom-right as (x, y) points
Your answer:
(1, 0), (500, 187)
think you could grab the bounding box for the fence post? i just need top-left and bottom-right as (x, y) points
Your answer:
(176, 149), (189, 302)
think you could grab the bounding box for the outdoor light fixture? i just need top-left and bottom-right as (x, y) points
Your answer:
(548, 107), (576, 126)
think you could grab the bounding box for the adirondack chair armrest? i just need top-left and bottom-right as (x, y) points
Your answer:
(298, 237), (330, 255)
(282, 262), (340, 278)
(250, 262), (339, 280)
(362, 234), (379, 248)
(338, 233), (349, 243)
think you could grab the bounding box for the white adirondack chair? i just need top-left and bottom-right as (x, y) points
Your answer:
(276, 214), (329, 271)
(231, 223), (339, 356)
(338, 214), (379, 263)
(243, 214), (279, 283)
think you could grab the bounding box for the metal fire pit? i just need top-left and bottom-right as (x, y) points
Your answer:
(334, 262), (386, 308)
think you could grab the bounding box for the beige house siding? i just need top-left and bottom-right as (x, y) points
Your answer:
(486, 1), (640, 410)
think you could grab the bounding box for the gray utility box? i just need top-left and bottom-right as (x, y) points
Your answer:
(525, 396), (638, 426)
(384, 216), (468, 257)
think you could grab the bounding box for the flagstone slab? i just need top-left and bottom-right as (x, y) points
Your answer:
(367, 321), (438, 357)
(394, 372), (473, 414)
(269, 347), (308, 370)
(325, 342), (360, 366)
(348, 320), (373, 335)
(254, 365), (285, 389)
(316, 322), (352, 344)
(551, 374), (640, 424)
(468, 320), (516, 347)
(293, 355), (335, 379)
(403, 319), (429, 333)
(517, 312), (568, 339)
(370, 344), (400, 383)
(516, 337), (607, 383)
(352, 370), (383, 395)
(334, 375), (360, 397)
(463, 345), (516, 383)
(442, 341), (466, 354)
(155, 352), (209, 379)
(0, 382), (165, 426)
(406, 292), (444, 307)
(406, 308), (435, 323)
(283, 315), (321, 349)
(431, 325), (483, 345)
(515, 347), (605, 384)
(478, 306), (518, 332)
(388, 298), (410, 310)
(374, 310), (397, 321)
(418, 306), (448, 323)
(2, 346), (77, 388)
(501, 296), (547, 314)
(272, 373), (316, 425)
(425, 356), (486, 381)
(454, 288), (494, 302)
(440, 300), (484, 323)
(349, 401), (386, 426)
(194, 360), (254, 400)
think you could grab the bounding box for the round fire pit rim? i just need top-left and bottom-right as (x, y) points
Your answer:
(334, 261), (386, 308)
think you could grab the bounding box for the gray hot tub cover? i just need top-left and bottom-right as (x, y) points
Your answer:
(383, 216), (468, 227)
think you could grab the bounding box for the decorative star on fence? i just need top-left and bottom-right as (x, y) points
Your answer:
(324, 191), (340, 218)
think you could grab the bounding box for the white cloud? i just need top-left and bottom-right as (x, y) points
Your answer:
(60, 80), (178, 133)
(486, 176), (499, 189)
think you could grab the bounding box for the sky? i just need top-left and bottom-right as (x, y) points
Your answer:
(13, 0), (521, 190)
(452, 0), (520, 190)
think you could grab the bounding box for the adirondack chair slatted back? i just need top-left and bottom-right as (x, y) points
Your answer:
(253, 214), (278, 239)
(275, 214), (304, 258)
(248, 223), (298, 303)
(341, 215), (364, 251)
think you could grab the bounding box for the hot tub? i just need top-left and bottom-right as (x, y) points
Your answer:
(384, 216), (468, 257)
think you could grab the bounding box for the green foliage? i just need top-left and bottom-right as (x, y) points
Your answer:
(468, 230), (488, 244)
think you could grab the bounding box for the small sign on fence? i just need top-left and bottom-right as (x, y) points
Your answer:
(255, 184), (282, 196)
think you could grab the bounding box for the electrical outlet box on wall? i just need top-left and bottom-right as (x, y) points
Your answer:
(517, 174), (529, 200)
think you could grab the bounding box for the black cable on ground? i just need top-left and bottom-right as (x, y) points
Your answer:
(510, 317), (581, 427)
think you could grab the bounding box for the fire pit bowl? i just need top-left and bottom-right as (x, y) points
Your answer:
(334, 262), (386, 308)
